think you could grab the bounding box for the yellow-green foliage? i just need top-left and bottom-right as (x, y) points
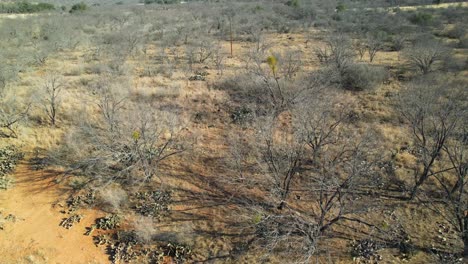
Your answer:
(252, 213), (263, 225)
(267, 55), (278, 74)
(132, 130), (141, 142)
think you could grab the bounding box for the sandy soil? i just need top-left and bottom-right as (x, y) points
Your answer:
(397, 2), (468, 10)
(0, 163), (108, 264)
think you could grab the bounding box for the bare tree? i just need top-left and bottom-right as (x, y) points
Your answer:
(416, 84), (468, 257)
(244, 49), (316, 117)
(244, 51), (287, 116)
(294, 94), (350, 163)
(194, 37), (215, 64)
(354, 40), (367, 61)
(52, 102), (188, 188)
(399, 78), (465, 199)
(315, 34), (388, 91)
(226, 95), (381, 261)
(391, 35), (406, 51)
(0, 61), (18, 96)
(185, 46), (196, 72)
(403, 39), (447, 74)
(121, 107), (187, 182)
(93, 76), (128, 132)
(256, 115), (306, 210)
(122, 27), (144, 58)
(276, 50), (303, 80)
(246, 23), (271, 54)
(239, 131), (379, 262)
(440, 129), (468, 257)
(0, 96), (30, 138)
(325, 34), (354, 71)
(42, 74), (64, 126)
(419, 128), (468, 257)
(222, 7), (236, 57)
(109, 13), (131, 31)
(314, 35), (355, 90)
(314, 45), (330, 63)
(366, 31), (386, 63)
(212, 44), (225, 76)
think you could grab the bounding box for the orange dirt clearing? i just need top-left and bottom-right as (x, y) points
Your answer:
(0, 163), (108, 264)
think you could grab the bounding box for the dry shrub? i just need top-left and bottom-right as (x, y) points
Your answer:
(133, 216), (156, 243)
(98, 185), (128, 212)
(341, 63), (388, 91)
(135, 83), (181, 99)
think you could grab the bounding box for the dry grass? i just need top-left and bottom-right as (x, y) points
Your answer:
(0, 6), (466, 262)
(397, 2), (468, 10)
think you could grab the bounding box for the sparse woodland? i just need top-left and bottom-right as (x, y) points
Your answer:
(0, 0), (467, 263)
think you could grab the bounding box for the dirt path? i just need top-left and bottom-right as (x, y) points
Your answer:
(361, 1), (468, 12)
(397, 2), (468, 10)
(0, 163), (108, 264)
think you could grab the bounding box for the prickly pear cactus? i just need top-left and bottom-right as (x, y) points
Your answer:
(133, 190), (172, 219)
(64, 190), (96, 213)
(59, 214), (83, 229)
(95, 214), (122, 230)
(0, 146), (24, 190)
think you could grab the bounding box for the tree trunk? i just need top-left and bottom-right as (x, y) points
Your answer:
(277, 201), (285, 210)
(463, 216), (468, 258)
(229, 19), (233, 58)
(410, 169), (429, 200)
(462, 235), (468, 259)
(410, 153), (440, 199)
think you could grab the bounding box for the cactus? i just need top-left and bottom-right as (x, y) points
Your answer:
(0, 146), (24, 190)
(93, 234), (111, 246)
(111, 242), (138, 264)
(133, 190), (171, 219)
(0, 175), (13, 190)
(85, 224), (97, 236)
(91, 227), (193, 264)
(351, 239), (382, 263)
(65, 190), (96, 213)
(95, 214), (122, 230)
(59, 214), (83, 229)
(160, 243), (192, 264)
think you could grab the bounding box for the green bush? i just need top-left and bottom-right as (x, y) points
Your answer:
(69, 2), (88, 13)
(409, 12), (433, 26)
(341, 64), (387, 91)
(0, 1), (55, 14)
(458, 37), (468, 49)
(445, 25), (465, 40)
(332, 13), (342, 21)
(144, 0), (179, 4)
(336, 3), (346, 12)
(286, 0), (300, 8)
(35, 3), (54, 11)
(231, 106), (254, 125)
